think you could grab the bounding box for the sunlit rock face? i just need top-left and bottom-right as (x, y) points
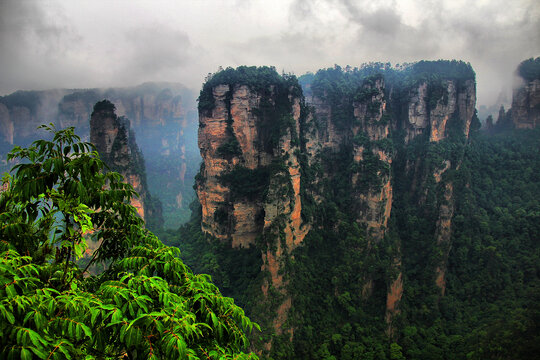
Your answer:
(512, 78), (540, 129)
(197, 78), (307, 337)
(90, 101), (162, 228)
(197, 83), (306, 246)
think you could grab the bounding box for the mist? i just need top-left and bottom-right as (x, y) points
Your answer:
(1, 0), (539, 108)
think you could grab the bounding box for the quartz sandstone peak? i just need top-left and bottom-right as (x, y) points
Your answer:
(196, 76), (307, 338)
(195, 63), (478, 348)
(512, 78), (540, 129)
(90, 100), (162, 227)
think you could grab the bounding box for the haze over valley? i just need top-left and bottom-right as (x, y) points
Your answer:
(0, 1), (539, 359)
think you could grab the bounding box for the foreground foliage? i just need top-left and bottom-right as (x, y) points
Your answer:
(0, 125), (259, 359)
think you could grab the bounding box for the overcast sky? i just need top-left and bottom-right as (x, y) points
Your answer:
(1, 0), (539, 107)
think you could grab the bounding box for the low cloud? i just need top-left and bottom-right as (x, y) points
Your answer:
(1, 0), (539, 108)
(287, 0), (540, 105)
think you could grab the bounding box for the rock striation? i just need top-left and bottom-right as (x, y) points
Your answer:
(511, 78), (540, 129)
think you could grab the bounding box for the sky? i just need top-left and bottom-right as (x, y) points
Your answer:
(0, 0), (539, 107)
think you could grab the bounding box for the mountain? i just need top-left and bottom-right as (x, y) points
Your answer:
(0, 83), (200, 228)
(511, 57), (540, 129)
(90, 99), (162, 230)
(166, 62), (539, 359)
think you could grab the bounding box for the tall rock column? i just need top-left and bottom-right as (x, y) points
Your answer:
(512, 78), (540, 129)
(90, 100), (163, 228)
(196, 71), (308, 341)
(401, 78), (476, 296)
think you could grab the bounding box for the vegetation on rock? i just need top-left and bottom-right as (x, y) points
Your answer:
(517, 57), (540, 81)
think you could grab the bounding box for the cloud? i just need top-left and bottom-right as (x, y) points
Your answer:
(286, 0), (540, 105)
(0, 0), (77, 93)
(111, 26), (199, 85)
(1, 0), (539, 108)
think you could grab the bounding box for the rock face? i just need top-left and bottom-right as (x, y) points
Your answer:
(399, 78), (476, 299)
(197, 77), (307, 338)
(403, 79), (476, 143)
(0, 90), (70, 149)
(304, 75), (393, 239)
(511, 78), (540, 129)
(90, 100), (162, 228)
(195, 64), (477, 348)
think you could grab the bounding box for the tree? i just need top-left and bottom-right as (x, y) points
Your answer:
(0, 124), (259, 359)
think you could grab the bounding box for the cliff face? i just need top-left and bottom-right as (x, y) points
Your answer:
(197, 77), (307, 338)
(0, 90), (70, 147)
(90, 101), (162, 228)
(511, 78), (540, 129)
(195, 64), (478, 350)
(403, 79), (476, 143)
(398, 78), (475, 302)
(304, 75), (393, 238)
(0, 103), (14, 145)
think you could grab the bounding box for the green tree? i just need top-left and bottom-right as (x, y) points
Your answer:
(0, 124), (259, 359)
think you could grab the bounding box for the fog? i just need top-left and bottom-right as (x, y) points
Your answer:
(1, 0), (539, 107)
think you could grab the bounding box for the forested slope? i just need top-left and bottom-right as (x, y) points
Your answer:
(163, 63), (540, 359)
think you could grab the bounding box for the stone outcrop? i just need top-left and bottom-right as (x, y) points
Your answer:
(197, 79), (308, 339)
(0, 89), (70, 146)
(304, 75), (394, 238)
(90, 100), (162, 228)
(404, 79), (476, 143)
(305, 75), (400, 334)
(511, 78), (540, 129)
(401, 78), (475, 299)
(0, 103), (13, 145)
(195, 64), (477, 348)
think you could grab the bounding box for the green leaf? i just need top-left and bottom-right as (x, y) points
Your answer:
(6, 284), (17, 298)
(20, 348), (32, 360)
(4, 308), (15, 324)
(29, 346), (48, 359)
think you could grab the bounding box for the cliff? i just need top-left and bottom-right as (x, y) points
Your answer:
(196, 67), (308, 341)
(511, 79), (540, 129)
(90, 100), (163, 229)
(0, 89), (70, 149)
(193, 62), (478, 355)
(510, 57), (540, 129)
(303, 74), (393, 239)
(0, 83), (199, 228)
(305, 66), (475, 331)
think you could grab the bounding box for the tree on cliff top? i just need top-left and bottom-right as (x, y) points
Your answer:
(517, 57), (540, 81)
(198, 66), (301, 114)
(92, 99), (116, 114)
(0, 124), (259, 359)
